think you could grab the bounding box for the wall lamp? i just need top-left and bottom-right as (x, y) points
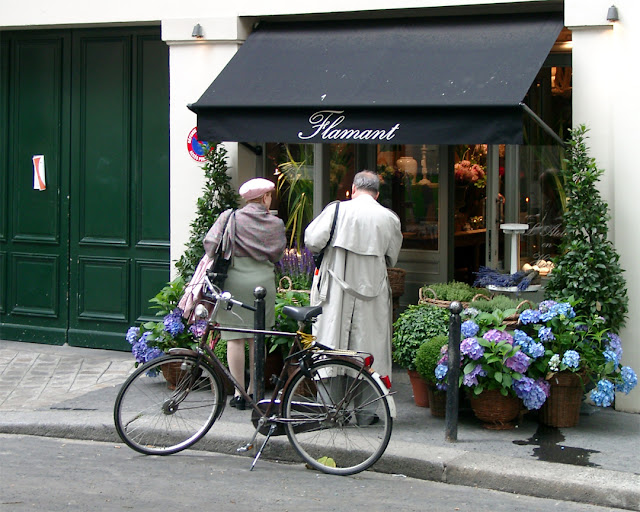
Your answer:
(192, 23), (204, 38)
(607, 5), (619, 22)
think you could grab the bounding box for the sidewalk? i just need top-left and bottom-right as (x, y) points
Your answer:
(1, 339), (638, 510)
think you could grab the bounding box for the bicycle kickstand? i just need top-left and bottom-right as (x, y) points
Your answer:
(250, 424), (277, 471)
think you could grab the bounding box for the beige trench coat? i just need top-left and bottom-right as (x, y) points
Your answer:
(304, 194), (402, 379)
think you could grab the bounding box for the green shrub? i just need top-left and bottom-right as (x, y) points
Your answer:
(392, 304), (449, 370)
(415, 335), (448, 383)
(422, 281), (486, 303)
(544, 125), (628, 332)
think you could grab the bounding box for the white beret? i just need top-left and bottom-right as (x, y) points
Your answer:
(239, 178), (275, 201)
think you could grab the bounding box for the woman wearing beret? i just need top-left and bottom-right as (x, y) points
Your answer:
(203, 178), (286, 409)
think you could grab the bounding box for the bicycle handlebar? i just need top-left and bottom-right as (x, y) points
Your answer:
(204, 275), (257, 312)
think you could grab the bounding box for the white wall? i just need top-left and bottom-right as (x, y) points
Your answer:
(567, 0), (640, 412)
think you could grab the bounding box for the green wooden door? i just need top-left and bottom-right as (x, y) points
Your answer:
(0, 31), (72, 344)
(0, 28), (170, 350)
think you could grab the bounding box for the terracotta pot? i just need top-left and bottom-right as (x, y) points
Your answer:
(407, 369), (430, 407)
(469, 389), (521, 430)
(539, 371), (586, 428)
(427, 382), (446, 417)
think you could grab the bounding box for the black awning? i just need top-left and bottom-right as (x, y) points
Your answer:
(189, 12), (563, 145)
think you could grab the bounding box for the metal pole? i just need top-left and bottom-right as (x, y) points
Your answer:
(445, 301), (462, 442)
(253, 286), (266, 401)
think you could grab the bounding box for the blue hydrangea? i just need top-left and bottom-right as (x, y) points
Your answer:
(526, 341), (545, 359)
(562, 350), (580, 368)
(538, 326), (555, 342)
(126, 326), (140, 345)
(603, 349), (620, 367)
(460, 337), (485, 360)
(461, 320), (480, 338)
(435, 363), (448, 380)
(590, 379), (615, 407)
(616, 366), (638, 395)
(505, 351), (531, 373)
(513, 329), (533, 350)
(462, 364), (487, 387)
(519, 308), (540, 325)
(163, 311), (185, 337)
(144, 347), (163, 362)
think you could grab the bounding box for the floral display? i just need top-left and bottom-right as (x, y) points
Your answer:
(454, 159), (486, 188)
(275, 246), (315, 291)
(434, 299), (637, 411)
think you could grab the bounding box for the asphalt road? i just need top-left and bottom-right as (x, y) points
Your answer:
(0, 434), (628, 512)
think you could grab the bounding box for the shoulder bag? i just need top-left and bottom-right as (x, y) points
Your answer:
(206, 210), (235, 289)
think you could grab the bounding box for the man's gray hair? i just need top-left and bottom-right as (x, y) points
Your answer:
(353, 170), (380, 194)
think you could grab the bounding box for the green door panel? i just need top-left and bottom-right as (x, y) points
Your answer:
(0, 32), (71, 344)
(1, 38), (8, 317)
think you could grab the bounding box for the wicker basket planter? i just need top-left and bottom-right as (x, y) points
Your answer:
(469, 389), (522, 430)
(539, 371), (586, 428)
(388, 267), (406, 298)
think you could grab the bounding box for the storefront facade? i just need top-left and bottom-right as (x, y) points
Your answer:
(1, 0), (638, 412)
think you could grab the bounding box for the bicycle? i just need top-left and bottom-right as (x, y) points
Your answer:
(114, 273), (396, 476)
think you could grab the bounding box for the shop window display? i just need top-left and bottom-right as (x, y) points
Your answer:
(376, 144), (440, 250)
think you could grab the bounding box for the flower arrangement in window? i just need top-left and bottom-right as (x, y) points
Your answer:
(434, 299), (637, 410)
(454, 145), (487, 188)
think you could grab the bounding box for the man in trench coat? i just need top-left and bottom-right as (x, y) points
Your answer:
(304, 170), (403, 383)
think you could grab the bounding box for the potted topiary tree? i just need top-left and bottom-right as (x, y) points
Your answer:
(415, 335), (449, 417)
(392, 304), (449, 407)
(544, 125), (628, 333)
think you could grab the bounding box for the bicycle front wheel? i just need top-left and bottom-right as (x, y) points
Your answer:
(114, 354), (224, 455)
(282, 358), (392, 475)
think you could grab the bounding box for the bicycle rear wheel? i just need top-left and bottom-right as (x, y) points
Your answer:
(114, 354), (224, 455)
(282, 358), (392, 475)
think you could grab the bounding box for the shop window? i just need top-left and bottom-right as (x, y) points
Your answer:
(376, 144), (440, 250)
(265, 143), (314, 248)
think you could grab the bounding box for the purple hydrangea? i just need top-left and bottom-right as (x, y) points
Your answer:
(519, 308), (541, 325)
(538, 326), (555, 342)
(590, 379), (615, 407)
(126, 326), (140, 345)
(483, 329), (513, 344)
(461, 320), (480, 338)
(605, 333), (623, 360)
(536, 378), (551, 397)
(562, 350), (580, 369)
(462, 364), (487, 387)
(505, 351), (531, 373)
(163, 309), (185, 337)
(460, 337), (485, 360)
(189, 319), (208, 338)
(616, 366), (637, 394)
(513, 376), (548, 410)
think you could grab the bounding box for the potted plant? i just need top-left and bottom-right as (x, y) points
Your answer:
(544, 125), (628, 333)
(514, 299), (637, 427)
(392, 304), (449, 407)
(415, 335), (448, 417)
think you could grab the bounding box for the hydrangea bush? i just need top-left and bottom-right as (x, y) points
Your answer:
(125, 278), (202, 367)
(434, 300), (637, 411)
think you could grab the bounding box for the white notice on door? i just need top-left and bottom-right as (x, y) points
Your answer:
(33, 155), (46, 191)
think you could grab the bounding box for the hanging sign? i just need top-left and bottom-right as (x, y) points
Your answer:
(33, 155), (46, 191)
(187, 128), (207, 162)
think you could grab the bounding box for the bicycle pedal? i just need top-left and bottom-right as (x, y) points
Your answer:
(237, 443), (254, 453)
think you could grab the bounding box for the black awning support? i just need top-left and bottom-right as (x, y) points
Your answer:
(520, 103), (566, 148)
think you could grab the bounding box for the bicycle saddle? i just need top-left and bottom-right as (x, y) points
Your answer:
(282, 305), (322, 322)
